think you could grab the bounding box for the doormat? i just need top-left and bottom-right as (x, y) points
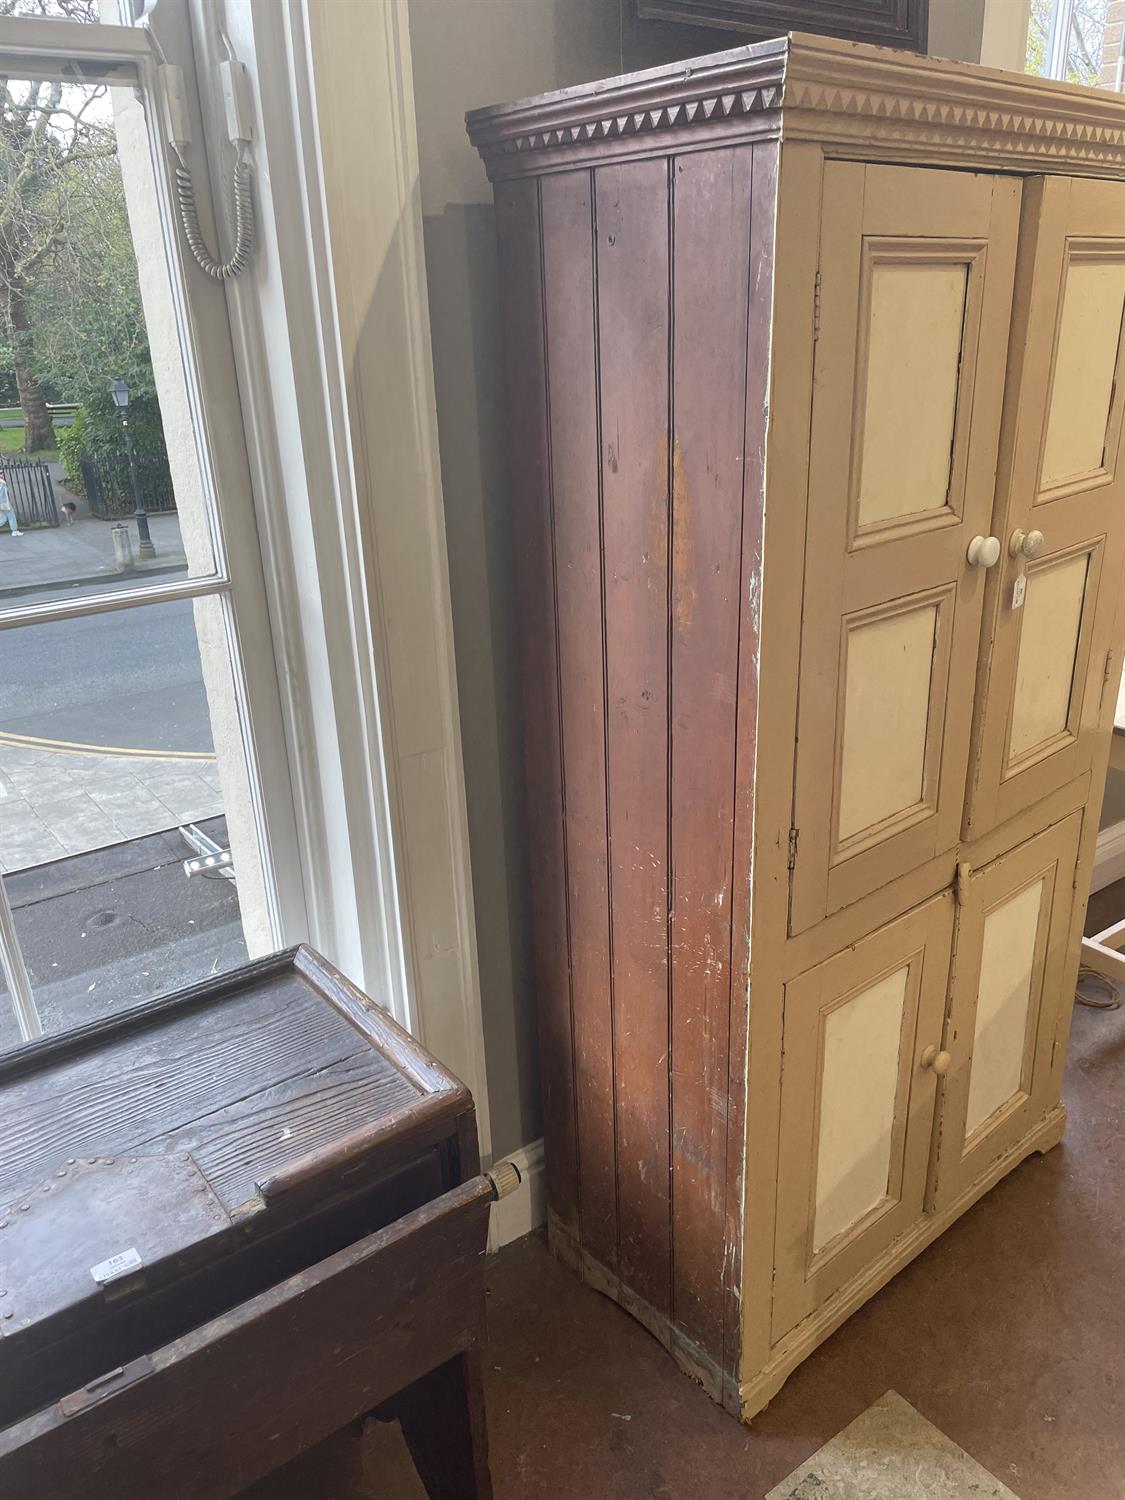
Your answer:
(765, 1390), (1021, 1499)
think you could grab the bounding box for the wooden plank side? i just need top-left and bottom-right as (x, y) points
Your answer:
(0, 1179), (494, 1500)
(596, 157), (672, 1316)
(494, 179), (578, 1232)
(723, 136), (778, 1404)
(540, 170), (617, 1269)
(668, 145), (754, 1363)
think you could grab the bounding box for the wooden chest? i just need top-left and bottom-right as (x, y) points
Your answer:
(469, 34), (1125, 1417)
(0, 946), (483, 1434)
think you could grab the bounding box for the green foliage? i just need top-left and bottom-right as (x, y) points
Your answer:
(56, 406), (87, 488)
(56, 396), (167, 493)
(1026, 0), (1112, 85)
(0, 48), (169, 462)
(25, 149), (161, 417)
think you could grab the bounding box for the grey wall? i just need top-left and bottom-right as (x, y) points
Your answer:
(408, 0), (993, 1157)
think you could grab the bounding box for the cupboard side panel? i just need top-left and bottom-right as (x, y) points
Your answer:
(495, 179), (578, 1230)
(541, 171), (618, 1269)
(668, 144), (754, 1365)
(724, 136), (778, 1403)
(597, 157), (673, 1317)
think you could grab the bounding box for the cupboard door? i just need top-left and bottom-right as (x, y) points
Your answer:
(790, 163), (1020, 935)
(966, 178), (1125, 837)
(928, 812), (1082, 1213)
(772, 893), (953, 1340)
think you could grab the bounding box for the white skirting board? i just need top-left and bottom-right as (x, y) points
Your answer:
(487, 1138), (546, 1252)
(1093, 819), (1125, 893)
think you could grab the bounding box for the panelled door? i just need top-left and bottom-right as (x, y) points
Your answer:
(790, 163), (1020, 936)
(928, 812), (1082, 1213)
(772, 892), (954, 1340)
(966, 178), (1125, 837)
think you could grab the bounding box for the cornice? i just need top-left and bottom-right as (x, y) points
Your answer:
(465, 40), (787, 179)
(467, 32), (1125, 183)
(783, 33), (1125, 176)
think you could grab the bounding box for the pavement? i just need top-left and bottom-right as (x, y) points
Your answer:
(0, 816), (247, 1051)
(0, 472), (188, 601)
(0, 456), (237, 1043)
(0, 487), (231, 1040)
(0, 480), (214, 873)
(0, 743), (223, 874)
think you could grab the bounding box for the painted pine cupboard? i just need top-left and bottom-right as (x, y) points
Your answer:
(468, 34), (1125, 1419)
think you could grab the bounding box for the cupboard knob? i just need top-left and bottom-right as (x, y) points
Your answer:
(966, 535), (1002, 569)
(921, 1045), (952, 1076)
(1009, 527), (1045, 560)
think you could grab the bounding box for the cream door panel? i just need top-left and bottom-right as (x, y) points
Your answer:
(814, 963), (910, 1252)
(792, 162), (1019, 935)
(1040, 258), (1125, 490)
(963, 875), (1044, 1137)
(856, 261), (969, 529)
(967, 178), (1125, 838)
(1007, 549), (1092, 763)
(928, 813), (1081, 1213)
(836, 598), (940, 844)
(773, 893), (953, 1340)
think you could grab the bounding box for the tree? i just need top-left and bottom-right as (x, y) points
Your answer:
(0, 0), (112, 450)
(1026, 0), (1113, 86)
(25, 131), (164, 459)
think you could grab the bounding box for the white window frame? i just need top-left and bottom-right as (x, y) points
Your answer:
(187, 0), (491, 1157)
(0, 9), (307, 1034)
(0, 0), (493, 1163)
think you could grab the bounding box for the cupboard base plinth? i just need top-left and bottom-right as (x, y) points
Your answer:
(546, 1211), (737, 1414)
(739, 1104), (1067, 1424)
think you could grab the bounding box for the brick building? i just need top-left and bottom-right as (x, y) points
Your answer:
(1099, 0), (1125, 85)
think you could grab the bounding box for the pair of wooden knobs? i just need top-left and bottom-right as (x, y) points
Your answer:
(921, 1044), (952, 1075)
(967, 528), (1045, 569)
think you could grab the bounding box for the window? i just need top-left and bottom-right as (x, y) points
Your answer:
(0, 5), (302, 1044)
(1026, 0), (1124, 89)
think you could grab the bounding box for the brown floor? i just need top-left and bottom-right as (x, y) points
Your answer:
(345, 993), (1125, 1499)
(266, 935), (1125, 1500)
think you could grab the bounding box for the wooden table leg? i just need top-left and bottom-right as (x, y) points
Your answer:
(386, 1351), (493, 1500)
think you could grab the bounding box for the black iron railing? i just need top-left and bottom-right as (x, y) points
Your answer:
(80, 452), (176, 521)
(2, 458), (58, 528)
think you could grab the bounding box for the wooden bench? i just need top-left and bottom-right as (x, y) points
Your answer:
(0, 946), (498, 1498)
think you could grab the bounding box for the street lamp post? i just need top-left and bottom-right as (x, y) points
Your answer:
(110, 378), (155, 560)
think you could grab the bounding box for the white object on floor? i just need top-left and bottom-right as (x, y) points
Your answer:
(765, 1390), (1021, 1500)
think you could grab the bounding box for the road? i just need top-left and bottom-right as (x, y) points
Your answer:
(0, 593), (236, 1049)
(0, 595), (212, 754)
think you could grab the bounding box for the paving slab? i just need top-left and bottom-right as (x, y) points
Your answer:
(0, 741), (222, 874)
(0, 492), (187, 601)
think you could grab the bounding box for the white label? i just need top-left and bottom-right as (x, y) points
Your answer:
(90, 1247), (143, 1286)
(1012, 574), (1027, 610)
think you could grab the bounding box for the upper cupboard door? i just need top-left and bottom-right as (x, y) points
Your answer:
(965, 178), (1125, 838)
(790, 164), (1020, 937)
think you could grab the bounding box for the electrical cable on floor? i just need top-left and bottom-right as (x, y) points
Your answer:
(1076, 966), (1121, 1010)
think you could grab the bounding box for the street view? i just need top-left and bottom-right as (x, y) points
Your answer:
(0, 34), (248, 1047)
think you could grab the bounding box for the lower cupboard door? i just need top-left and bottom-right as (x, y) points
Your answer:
(928, 812), (1083, 1214)
(772, 893), (954, 1340)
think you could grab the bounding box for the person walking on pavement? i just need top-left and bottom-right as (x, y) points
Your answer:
(0, 468), (21, 536)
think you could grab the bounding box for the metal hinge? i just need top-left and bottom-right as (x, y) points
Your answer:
(1101, 648), (1117, 711)
(787, 827), (799, 871)
(812, 271), (822, 342)
(954, 860), (972, 907)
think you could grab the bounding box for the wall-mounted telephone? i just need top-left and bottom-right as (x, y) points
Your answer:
(157, 33), (254, 281)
